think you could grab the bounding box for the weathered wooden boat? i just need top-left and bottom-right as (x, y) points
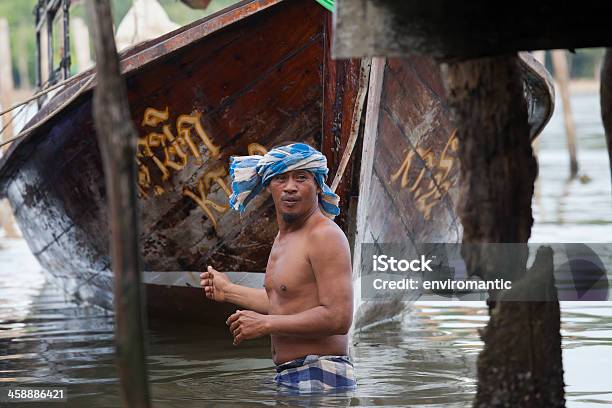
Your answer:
(0, 0), (365, 322)
(350, 52), (554, 329)
(0, 0), (554, 327)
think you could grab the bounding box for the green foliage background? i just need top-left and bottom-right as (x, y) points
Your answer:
(0, 0), (239, 88)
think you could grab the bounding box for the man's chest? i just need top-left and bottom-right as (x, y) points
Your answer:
(265, 239), (316, 295)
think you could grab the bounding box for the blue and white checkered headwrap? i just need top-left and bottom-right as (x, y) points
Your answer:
(229, 143), (340, 219)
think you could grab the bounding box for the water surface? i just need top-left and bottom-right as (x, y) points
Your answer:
(1, 90), (611, 406)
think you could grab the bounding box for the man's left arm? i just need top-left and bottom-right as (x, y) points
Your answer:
(228, 225), (353, 344)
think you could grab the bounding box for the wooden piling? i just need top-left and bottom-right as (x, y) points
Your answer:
(0, 18), (14, 144)
(0, 199), (20, 238)
(600, 48), (612, 190)
(551, 49), (579, 178)
(441, 55), (537, 246)
(476, 246), (565, 408)
(332, 1), (585, 406)
(531, 51), (546, 219)
(39, 17), (49, 88)
(441, 55), (565, 407)
(71, 17), (94, 73)
(0, 17), (20, 239)
(86, 1), (151, 407)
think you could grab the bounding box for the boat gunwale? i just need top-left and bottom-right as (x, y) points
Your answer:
(0, 0), (285, 192)
(517, 51), (556, 139)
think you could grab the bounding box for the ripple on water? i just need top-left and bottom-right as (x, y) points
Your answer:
(1, 89), (612, 406)
(1, 258), (612, 407)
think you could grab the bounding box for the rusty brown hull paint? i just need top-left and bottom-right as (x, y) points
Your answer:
(0, 0), (286, 175)
(0, 0), (337, 314)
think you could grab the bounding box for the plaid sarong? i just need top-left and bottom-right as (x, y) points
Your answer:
(274, 355), (356, 391)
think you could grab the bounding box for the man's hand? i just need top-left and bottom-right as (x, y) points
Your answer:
(227, 310), (270, 345)
(200, 266), (232, 302)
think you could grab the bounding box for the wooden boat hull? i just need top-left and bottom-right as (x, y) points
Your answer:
(0, 0), (337, 321)
(351, 54), (554, 329)
(0, 0), (554, 326)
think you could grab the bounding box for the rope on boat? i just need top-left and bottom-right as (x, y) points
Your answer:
(0, 75), (86, 118)
(0, 78), (52, 137)
(0, 103), (28, 139)
(0, 75), (95, 149)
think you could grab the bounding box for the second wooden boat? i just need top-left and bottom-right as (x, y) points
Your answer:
(0, 0), (554, 327)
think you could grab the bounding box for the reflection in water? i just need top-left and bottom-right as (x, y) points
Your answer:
(560, 303), (612, 407)
(555, 176), (573, 225)
(531, 91), (611, 243)
(1, 91), (612, 406)
(0, 252), (483, 407)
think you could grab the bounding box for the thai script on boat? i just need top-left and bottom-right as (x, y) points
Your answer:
(182, 143), (267, 231)
(136, 106), (267, 232)
(390, 129), (458, 219)
(136, 106), (221, 195)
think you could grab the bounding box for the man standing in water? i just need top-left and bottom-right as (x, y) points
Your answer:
(200, 143), (355, 391)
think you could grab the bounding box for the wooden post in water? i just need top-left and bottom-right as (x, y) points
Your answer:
(531, 50), (546, 219)
(0, 18), (14, 145)
(551, 49), (579, 178)
(600, 48), (612, 191)
(71, 17), (94, 73)
(441, 55), (565, 407)
(441, 55), (536, 247)
(86, 1), (151, 407)
(0, 17), (20, 239)
(331, 1), (612, 406)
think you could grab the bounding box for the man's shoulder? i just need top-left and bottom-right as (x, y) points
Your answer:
(307, 216), (349, 248)
(306, 217), (352, 274)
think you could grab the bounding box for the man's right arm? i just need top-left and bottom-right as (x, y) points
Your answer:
(200, 266), (270, 314)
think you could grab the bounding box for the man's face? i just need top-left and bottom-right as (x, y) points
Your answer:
(268, 170), (320, 223)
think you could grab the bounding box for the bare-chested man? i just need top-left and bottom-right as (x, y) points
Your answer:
(200, 143), (355, 391)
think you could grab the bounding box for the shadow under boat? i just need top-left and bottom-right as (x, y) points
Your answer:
(0, 0), (554, 326)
